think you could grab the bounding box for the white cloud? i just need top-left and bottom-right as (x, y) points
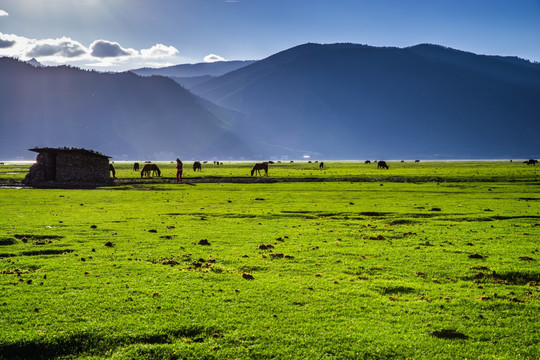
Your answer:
(26, 37), (87, 58)
(0, 32), (34, 58)
(140, 44), (179, 58)
(90, 40), (137, 58)
(0, 32), (182, 71)
(204, 54), (226, 63)
(0, 10), (8, 16)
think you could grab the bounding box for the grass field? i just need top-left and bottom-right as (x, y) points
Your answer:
(0, 161), (539, 359)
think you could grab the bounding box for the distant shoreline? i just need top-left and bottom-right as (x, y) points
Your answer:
(0, 159), (534, 165)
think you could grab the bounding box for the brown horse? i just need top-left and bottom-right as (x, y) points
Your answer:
(251, 162), (268, 176)
(193, 161), (202, 171)
(524, 159), (538, 165)
(133, 162), (139, 171)
(140, 163), (161, 178)
(377, 161), (389, 169)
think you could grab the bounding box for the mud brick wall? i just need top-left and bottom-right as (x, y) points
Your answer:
(55, 152), (109, 183)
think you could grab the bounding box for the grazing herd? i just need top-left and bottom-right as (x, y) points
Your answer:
(107, 158), (538, 180)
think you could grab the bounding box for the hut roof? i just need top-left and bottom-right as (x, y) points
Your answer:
(29, 147), (111, 159)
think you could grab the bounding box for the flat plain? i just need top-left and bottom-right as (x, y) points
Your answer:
(0, 161), (539, 359)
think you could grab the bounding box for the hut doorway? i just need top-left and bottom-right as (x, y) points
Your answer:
(45, 153), (57, 181)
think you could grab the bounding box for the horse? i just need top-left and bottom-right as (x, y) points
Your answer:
(109, 164), (116, 178)
(319, 162), (324, 169)
(193, 161), (202, 171)
(133, 162), (139, 171)
(140, 163), (161, 178)
(251, 162), (268, 176)
(524, 159), (538, 165)
(377, 161), (389, 169)
(365, 160), (371, 164)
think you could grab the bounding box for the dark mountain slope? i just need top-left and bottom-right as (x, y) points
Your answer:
(191, 43), (540, 159)
(0, 58), (252, 160)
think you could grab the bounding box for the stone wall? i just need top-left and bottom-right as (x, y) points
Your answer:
(23, 148), (113, 188)
(55, 152), (109, 183)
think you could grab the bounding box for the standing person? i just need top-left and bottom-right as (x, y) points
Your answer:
(176, 158), (183, 183)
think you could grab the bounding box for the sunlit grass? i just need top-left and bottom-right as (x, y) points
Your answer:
(0, 162), (538, 359)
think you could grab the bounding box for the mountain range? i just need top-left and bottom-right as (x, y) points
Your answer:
(0, 58), (251, 160)
(189, 43), (540, 159)
(1, 43), (539, 161)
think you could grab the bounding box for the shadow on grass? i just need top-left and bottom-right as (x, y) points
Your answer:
(0, 237), (17, 245)
(14, 234), (64, 241)
(0, 326), (211, 360)
(379, 285), (417, 295)
(0, 249), (74, 258)
(466, 270), (540, 285)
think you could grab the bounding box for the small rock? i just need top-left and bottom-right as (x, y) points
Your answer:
(242, 273), (254, 280)
(198, 239), (211, 246)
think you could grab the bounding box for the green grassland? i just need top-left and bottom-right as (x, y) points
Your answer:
(0, 161), (539, 359)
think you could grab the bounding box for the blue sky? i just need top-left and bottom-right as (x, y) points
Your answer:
(1, 0), (539, 71)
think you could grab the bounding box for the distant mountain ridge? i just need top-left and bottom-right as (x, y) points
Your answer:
(189, 43), (540, 159)
(132, 60), (256, 78)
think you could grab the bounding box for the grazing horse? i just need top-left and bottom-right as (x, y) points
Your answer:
(377, 161), (389, 169)
(133, 162), (139, 171)
(524, 159), (538, 165)
(193, 161), (202, 171)
(251, 162), (268, 176)
(319, 162), (324, 169)
(365, 160), (371, 164)
(140, 163), (161, 178)
(109, 164), (116, 178)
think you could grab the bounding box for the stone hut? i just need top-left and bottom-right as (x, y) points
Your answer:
(23, 147), (114, 187)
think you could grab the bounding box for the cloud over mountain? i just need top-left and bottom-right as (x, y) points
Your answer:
(26, 37), (86, 58)
(204, 54), (226, 63)
(89, 40), (137, 58)
(140, 44), (179, 58)
(0, 32), (181, 70)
